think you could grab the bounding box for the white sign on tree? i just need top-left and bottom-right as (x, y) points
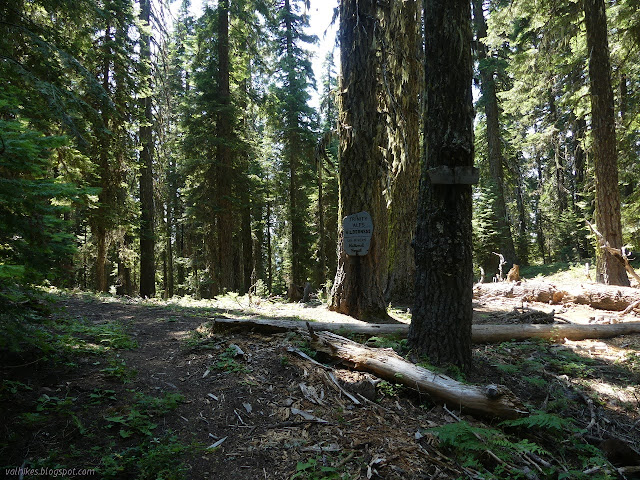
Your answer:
(343, 211), (373, 256)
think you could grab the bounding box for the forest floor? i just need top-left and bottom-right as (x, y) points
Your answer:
(2, 268), (640, 479)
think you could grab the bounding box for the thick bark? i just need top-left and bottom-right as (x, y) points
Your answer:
(381, 0), (421, 303)
(209, 317), (640, 343)
(216, 0), (234, 293)
(474, 280), (640, 311)
(409, 0), (475, 369)
(139, 0), (155, 298)
(309, 331), (526, 419)
(329, 0), (387, 321)
(94, 21), (113, 294)
(317, 153), (326, 289)
(283, 0), (307, 298)
(473, 0), (517, 273)
(241, 201), (253, 295)
(584, 0), (629, 286)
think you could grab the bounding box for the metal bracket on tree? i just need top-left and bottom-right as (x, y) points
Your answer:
(427, 166), (479, 185)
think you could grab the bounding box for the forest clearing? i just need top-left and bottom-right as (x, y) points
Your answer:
(2, 263), (640, 479)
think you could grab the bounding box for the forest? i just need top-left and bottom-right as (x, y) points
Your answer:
(2, 0), (640, 478)
(2, 0), (639, 307)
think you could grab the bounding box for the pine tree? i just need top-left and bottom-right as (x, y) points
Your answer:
(379, 0), (421, 302)
(139, 0), (156, 297)
(329, 0), (388, 320)
(584, 0), (629, 286)
(409, 0), (475, 369)
(267, 0), (317, 299)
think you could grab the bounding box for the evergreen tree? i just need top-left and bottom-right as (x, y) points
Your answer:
(379, 0), (421, 302)
(267, 0), (317, 299)
(584, 0), (629, 285)
(409, 0), (475, 369)
(330, 0), (388, 320)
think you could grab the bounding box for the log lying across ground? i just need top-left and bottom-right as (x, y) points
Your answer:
(306, 330), (528, 419)
(209, 316), (640, 343)
(474, 280), (640, 311)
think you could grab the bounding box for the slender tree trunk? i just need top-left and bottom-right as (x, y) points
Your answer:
(514, 155), (529, 266)
(381, 0), (421, 303)
(266, 199), (273, 294)
(283, 0), (304, 298)
(329, 0), (388, 321)
(584, 0), (629, 286)
(409, 0), (474, 369)
(95, 21), (112, 293)
(139, 0), (155, 298)
(473, 0), (517, 271)
(317, 156), (326, 290)
(216, 0), (234, 293)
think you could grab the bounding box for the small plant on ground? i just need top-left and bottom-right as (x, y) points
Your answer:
(291, 456), (346, 480)
(213, 346), (250, 373)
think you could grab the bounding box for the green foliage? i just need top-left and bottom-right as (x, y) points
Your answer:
(376, 380), (403, 398)
(291, 456), (345, 480)
(0, 93), (83, 285)
(101, 357), (137, 382)
(99, 433), (192, 480)
(213, 347), (250, 373)
(502, 412), (573, 433)
(431, 420), (547, 475)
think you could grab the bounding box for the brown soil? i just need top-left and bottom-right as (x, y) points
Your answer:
(2, 290), (640, 479)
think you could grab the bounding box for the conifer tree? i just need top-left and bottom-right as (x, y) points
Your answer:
(409, 0), (475, 369)
(330, 0), (388, 320)
(267, 0), (317, 299)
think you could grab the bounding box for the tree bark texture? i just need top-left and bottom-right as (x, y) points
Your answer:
(409, 0), (475, 369)
(473, 0), (517, 275)
(139, 0), (156, 298)
(584, 0), (629, 286)
(216, 0), (235, 293)
(380, 0), (421, 303)
(330, 0), (388, 321)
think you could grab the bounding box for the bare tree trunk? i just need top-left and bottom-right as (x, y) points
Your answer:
(473, 0), (517, 273)
(584, 0), (629, 286)
(409, 0), (475, 369)
(139, 0), (155, 298)
(216, 0), (234, 293)
(330, 0), (388, 321)
(381, 0), (421, 303)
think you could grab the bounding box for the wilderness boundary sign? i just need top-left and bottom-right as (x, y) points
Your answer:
(343, 211), (373, 256)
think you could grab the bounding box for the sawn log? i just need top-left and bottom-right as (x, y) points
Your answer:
(474, 280), (640, 311)
(307, 330), (528, 419)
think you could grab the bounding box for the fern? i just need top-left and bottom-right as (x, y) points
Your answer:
(502, 412), (573, 433)
(430, 421), (549, 474)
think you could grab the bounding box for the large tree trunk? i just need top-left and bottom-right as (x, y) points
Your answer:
(216, 0), (234, 294)
(584, 0), (629, 286)
(409, 0), (475, 369)
(329, 0), (388, 321)
(380, 0), (421, 303)
(139, 0), (155, 298)
(473, 0), (517, 276)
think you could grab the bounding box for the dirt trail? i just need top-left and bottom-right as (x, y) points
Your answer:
(2, 292), (640, 479)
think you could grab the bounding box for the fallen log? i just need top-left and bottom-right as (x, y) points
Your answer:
(306, 330), (528, 419)
(471, 322), (640, 343)
(474, 280), (640, 311)
(209, 316), (640, 343)
(209, 316), (408, 335)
